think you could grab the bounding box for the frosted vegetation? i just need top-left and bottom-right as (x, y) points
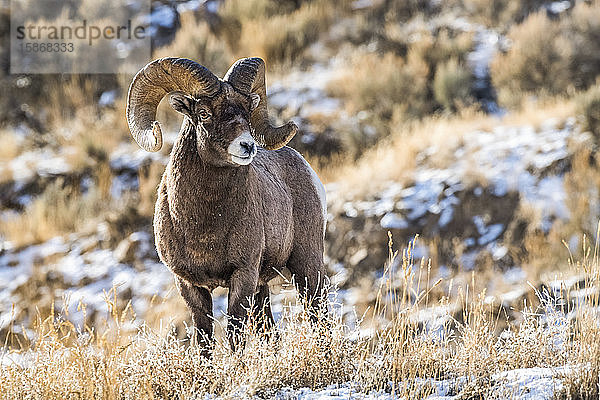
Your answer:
(2, 0), (600, 398)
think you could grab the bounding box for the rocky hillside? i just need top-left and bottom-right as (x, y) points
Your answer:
(1, 0), (599, 339)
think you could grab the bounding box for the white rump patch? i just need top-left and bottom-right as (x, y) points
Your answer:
(290, 148), (327, 233)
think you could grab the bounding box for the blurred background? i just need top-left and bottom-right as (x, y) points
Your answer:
(1, 0), (600, 342)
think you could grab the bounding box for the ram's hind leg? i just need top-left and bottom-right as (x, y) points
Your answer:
(286, 249), (327, 321)
(253, 284), (275, 333)
(176, 277), (213, 352)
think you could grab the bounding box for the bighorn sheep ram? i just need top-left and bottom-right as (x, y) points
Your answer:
(126, 57), (327, 348)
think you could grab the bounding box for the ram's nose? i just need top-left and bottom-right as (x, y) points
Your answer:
(240, 141), (256, 156)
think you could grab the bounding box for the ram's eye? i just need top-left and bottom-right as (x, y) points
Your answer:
(198, 109), (211, 122)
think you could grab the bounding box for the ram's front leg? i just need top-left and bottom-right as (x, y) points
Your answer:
(155, 181), (203, 285)
(176, 277), (214, 355)
(227, 265), (259, 352)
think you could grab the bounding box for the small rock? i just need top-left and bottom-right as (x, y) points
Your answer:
(114, 236), (137, 264)
(349, 248), (368, 266)
(77, 237), (99, 254)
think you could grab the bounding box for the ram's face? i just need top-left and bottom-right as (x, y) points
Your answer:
(169, 84), (261, 166)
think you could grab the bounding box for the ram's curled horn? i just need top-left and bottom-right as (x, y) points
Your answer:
(224, 57), (297, 150)
(126, 57), (221, 152)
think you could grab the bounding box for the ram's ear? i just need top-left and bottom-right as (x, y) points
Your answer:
(250, 93), (260, 111)
(169, 92), (196, 119)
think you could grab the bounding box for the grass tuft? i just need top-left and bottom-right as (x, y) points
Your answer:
(3, 233), (600, 398)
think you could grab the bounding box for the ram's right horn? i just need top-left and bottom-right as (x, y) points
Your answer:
(224, 57), (297, 150)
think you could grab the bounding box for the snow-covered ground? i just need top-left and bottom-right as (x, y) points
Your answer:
(330, 117), (587, 276)
(0, 231), (173, 332)
(280, 366), (567, 399)
(405, 117), (578, 232)
(1, 114), (589, 331)
(268, 62), (343, 120)
(0, 349), (572, 399)
(467, 26), (506, 115)
(425, 366), (569, 400)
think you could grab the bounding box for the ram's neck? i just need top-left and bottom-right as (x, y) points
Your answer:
(167, 120), (249, 205)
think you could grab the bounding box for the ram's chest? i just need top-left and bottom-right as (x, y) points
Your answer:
(176, 205), (236, 262)
(169, 189), (259, 272)
(184, 230), (221, 262)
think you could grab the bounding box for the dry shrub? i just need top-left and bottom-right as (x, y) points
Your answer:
(0, 4), (121, 131)
(327, 51), (429, 136)
(348, 0), (442, 55)
(490, 12), (569, 108)
(405, 28), (474, 116)
(0, 178), (108, 247)
(138, 160), (165, 217)
(327, 28), (473, 146)
(60, 108), (130, 171)
(219, 0), (300, 22)
(46, 75), (116, 125)
(562, 3), (600, 91)
(408, 29), (473, 76)
(229, 0), (342, 68)
(153, 12), (231, 77)
(491, 3), (600, 108)
(2, 72), (119, 135)
(367, 0), (440, 24)
(434, 57), (475, 112)
(576, 83), (600, 140)
(461, 0), (546, 27)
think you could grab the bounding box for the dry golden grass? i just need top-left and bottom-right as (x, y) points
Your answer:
(138, 160), (166, 217)
(2, 232), (600, 399)
(461, 0), (546, 28)
(0, 130), (21, 184)
(56, 111), (130, 172)
(0, 179), (109, 247)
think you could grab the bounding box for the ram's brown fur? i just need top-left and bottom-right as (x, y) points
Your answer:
(126, 58), (326, 349)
